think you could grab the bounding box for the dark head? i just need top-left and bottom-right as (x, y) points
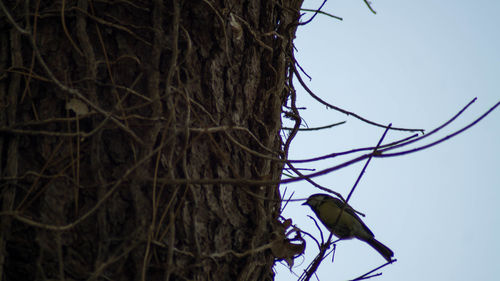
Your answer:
(302, 193), (333, 209)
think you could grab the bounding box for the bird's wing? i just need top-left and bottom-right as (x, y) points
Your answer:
(330, 197), (374, 237)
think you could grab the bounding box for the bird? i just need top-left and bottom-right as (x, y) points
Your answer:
(302, 193), (394, 262)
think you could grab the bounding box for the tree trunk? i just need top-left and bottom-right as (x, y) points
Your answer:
(0, 0), (303, 280)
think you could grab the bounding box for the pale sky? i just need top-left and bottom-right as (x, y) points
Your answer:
(276, 1), (500, 280)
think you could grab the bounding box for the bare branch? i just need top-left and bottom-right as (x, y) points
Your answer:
(378, 99), (499, 157)
(291, 55), (424, 133)
(345, 123), (390, 203)
(288, 133), (418, 164)
(350, 260), (396, 281)
(299, 0), (329, 25)
(363, 0), (377, 14)
(300, 8), (343, 22)
(282, 121), (346, 131)
(280, 99), (498, 185)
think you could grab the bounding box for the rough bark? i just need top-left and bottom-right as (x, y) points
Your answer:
(0, 0), (303, 280)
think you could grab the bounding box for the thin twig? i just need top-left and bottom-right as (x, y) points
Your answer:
(288, 133), (418, 163)
(345, 124), (391, 203)
(363, 0), (377, 14)
(300, 0), (328, 25)
(378, 100), (500, 157)
(280, 99), (499, 184)
(376, 98), (477, 153)
(350, 259), (396, 281)
(282, 121), (346, 131)
(291, 56), (424, 133)
(286, 160), (343, 200)
(300, 8), (343, 21)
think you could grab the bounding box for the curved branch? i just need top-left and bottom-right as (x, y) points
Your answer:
(291, 58), (424, 133)
(378, 100), (500, 157)
(280, 99), (499, 184)
(363, 0), (377, 14)
(299, 0), (328, 25)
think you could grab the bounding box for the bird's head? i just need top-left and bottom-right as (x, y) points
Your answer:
(302, 193), (332, 210)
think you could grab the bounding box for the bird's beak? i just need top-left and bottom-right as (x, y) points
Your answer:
(301, 202), (308, 206)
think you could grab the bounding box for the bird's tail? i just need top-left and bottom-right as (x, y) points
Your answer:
(365, 238), (394, 262)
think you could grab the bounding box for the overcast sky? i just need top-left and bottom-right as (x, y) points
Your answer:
(276, 1), (500, 281)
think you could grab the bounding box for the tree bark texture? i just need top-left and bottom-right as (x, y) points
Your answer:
(0, 0), (303, 280)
